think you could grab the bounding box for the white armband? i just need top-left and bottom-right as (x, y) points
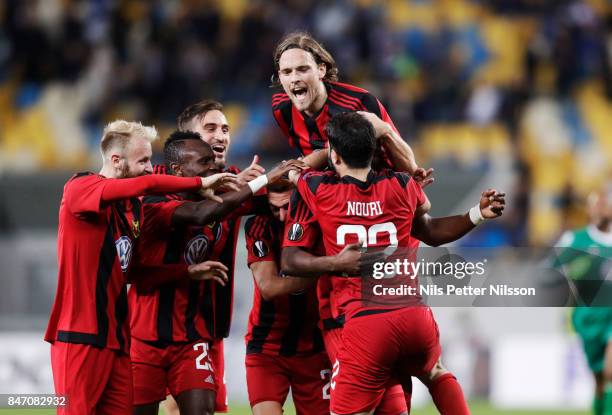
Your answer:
(248, 174), (268, 194)
(469, 203), (485, 225)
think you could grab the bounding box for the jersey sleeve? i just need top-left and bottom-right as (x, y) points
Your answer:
(394, 171), (426, 211)
(65, 173), (107, 215)
(272, 94), (295, 147)
(283, 189), (321, 249)
(245, 216), (276, 266)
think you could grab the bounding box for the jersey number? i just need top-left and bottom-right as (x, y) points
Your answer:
(193, 342), (213, 372)
(320, 369), (332, 400)
(336, 222), (398, 247)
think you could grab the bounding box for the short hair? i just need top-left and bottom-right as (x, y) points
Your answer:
(326, 112), (376, 169)
(177, 100), (224, 131)
(272, 32), (338, 85)
(163, 130), (210, 172)
(100, 120), (157, 157)
(267, 178), (294, 193)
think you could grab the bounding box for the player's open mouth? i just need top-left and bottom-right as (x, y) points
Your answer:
(212, 144), (225, 157)
(292, 86), (308, 101)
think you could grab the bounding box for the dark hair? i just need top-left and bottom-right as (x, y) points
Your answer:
(271, 32), (338, 85)
(267, 178), (294, 193)
(326, 112), (376, 169)
(177, 99), (224, 131)
(163, 130), (209, 172)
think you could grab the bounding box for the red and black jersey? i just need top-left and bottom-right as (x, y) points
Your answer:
(272, 81), (398, 157)
(44, 174), (137, 352)
(282, 191), (344, 331)
(294, 169), (426, 320)
(244, 215), (324, 356)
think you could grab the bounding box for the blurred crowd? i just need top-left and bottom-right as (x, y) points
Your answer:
(1, 0), (612, 245)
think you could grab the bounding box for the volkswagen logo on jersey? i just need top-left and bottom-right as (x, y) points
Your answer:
(184, 235), (210, 265)
(115, 236), (133, 272)
(287, 223), (304, 241)
(253, 240), (269, 258)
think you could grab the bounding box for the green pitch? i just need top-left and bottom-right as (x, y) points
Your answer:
(0, 402), (591, 414)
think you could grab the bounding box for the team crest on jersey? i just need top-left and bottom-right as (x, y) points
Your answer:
(287, 223), (304, 241)
(252, 240), (269, 258)
(115, 236), (133, 272)
(184, 235), (210, 265)
(132, 220), (140, 238)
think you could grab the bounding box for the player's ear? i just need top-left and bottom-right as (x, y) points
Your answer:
(330, 148), (341, 166)
(170, 162), (183, 177)
(318, 63), (326, 80)
(110, 153), (122, 169)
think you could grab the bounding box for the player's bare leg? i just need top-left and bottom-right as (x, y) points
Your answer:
(133, 402), (159, 415)
(252, 401), (284, 415)
(175, 389), (216, 415)
(417, 358), (470, 415)
(603, 339), (612, 415)
(161, 395), (180, 415)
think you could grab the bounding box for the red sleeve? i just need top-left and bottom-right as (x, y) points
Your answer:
(377, 99), (399, 134)
(65, 174), (107, 215)
(282, 189), (321, 249)
(405, 175), (426, 210)
(100, 175), (201, 203)
(245, 216), (276, 266)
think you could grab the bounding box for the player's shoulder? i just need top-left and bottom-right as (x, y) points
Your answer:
(328, 81), (381, 114)
(272, 92), (292, 111)
(68, 171), (97, 182)
(65, 172), (102, 190)
(555, 230), (578, 247)
(245, 214), (273, 239)
(288, 189), (314, 221)
(300, 170), (338, 194)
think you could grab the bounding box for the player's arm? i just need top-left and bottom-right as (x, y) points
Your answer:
(411, 189), (505, 246)
(172, 159), (306, 226)
(250, 260), (314, 300)
(281, 243), (363, 277)
(100, 173), (239, 203)
(357, 110), (418, 174)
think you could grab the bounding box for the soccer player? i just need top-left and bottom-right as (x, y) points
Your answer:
(244, 180), (330, 415)
(130, 131), (305, 415)
(554, 184), (612, 415)
(282, 112), (492, 415)
(272, 31), (422, 176)
(45, 120), (237, 415)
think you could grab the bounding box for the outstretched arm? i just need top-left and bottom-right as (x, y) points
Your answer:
(281, 243), (365, 277)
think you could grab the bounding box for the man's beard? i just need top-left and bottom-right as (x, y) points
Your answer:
(117, 161), (141, 178)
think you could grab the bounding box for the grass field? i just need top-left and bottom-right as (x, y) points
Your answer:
(0, 402), (590, 415)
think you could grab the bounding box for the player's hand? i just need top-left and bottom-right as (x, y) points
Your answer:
(267, 159), (308, 184)
(199, 173), (240, 203)
(413, 167), (435, 188)
(479, 189), (505, 218)
(357, 111), (392, 138)
(237, 155), (266, 185)
(332, 242), (363, 275)
(188, 261), (229, 286)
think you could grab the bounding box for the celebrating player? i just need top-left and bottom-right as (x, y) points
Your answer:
(45, 120), (237, 415)
(244, 180), (329, 415)
(554, 183), (612, 415)
(282, 112), (482, 415)
(129, 131), (305, 415)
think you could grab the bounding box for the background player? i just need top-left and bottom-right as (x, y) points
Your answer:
(244, 180), (329, 415)
(130, 131), (305, 415)
(282, 112), (499, 415)
(45, 120), (236, 415)
(554, 183), (612, 415)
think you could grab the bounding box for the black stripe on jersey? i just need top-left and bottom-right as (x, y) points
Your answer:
(311, 326), (324, 353)
(72, 171), (94, 180)
(303, 116), (326, 151)
(114, 287), (128, 350)
(200, 282), (215, 337)
(185, 280), (201, 341)
(305, 173), (337, 194)
(359, 93), (383, 117)
(328, 91), (361, 110)
(163, 228), (184, 264)
(289, 190), (314, 222)
(94, 219), (117, 347)
(279, 293), (307, 356)
(276, 102), (302, 150)
(244, 216), (260, 239)
(246, 299), (276, 354)
(57, 330), (100, 344)
(157, 285), (175, 342)
(143, 195), (171, 204)
(393, 171), (412, 188)
(214, 220), (238, 338)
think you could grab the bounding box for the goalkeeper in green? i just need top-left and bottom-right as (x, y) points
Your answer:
(555, 183), (612, 415)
